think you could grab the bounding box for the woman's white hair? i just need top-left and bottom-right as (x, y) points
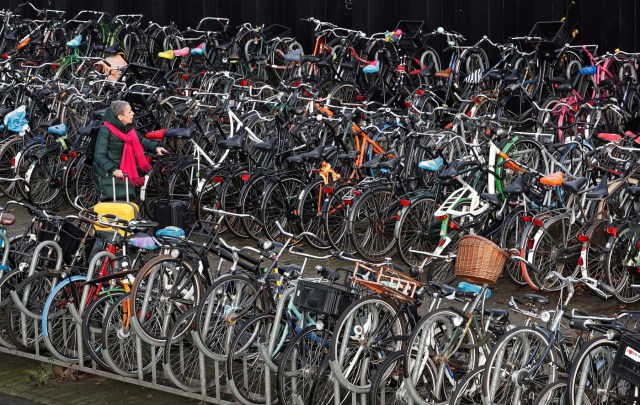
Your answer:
(110, 100), (130, 117)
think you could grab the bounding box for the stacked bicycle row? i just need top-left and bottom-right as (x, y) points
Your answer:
(1, 200), (639, 405)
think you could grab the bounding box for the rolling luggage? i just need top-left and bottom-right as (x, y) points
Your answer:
(92, 176), (139, 235)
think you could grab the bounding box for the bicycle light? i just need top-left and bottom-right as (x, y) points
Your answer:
(170, 248), (180, 258)
(540, 311), (551, 323)
(315, 320), (325, 331)
(259, 240), (273, 251)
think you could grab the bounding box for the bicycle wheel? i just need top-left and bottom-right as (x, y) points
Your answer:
(5, 270), (60, 353)
(529, 215), (582, 291)
(327, 82), (361, 104)
(261, 177), (303, 242)
(196, 274), (265, 361)
(481, 326), (558, 405)
(500, 208), (529, 286)
(606, 225), (640, 303)
(13, 140), (45, 202)
(306, 356), (351, 405)
(73, 157), (100, 209)
(449, 366), (486, 405)
(329, 295), (406, 393)
(0, 268), (28, 348)
(101, 293), (161, 377)
(369, 350), (412, 405)
(81, 290), (126, 370)
(0, 136), (24, 199)
(240, 173), (269, 240)
(162, 307), (218, 392)
(322, 184), (356, 253)
(395, 194), (438, 267)
(404, 307), (479, 404)
(41, 275), (90, 363)
(532, 379), (568, 405)
(26, 150), (66, 210)
(567, 337), (629, 405)
(227, 313), (290, 404)
(168, 159), (209, 227)
(349, 188), (398, 263)
(277, 324), (332, 405)
(129, 255), (203, 346)
(297, 178), (331, 250)
(219, 171), (250, 238)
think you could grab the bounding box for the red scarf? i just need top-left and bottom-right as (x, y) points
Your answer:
(104, 121), (151, 186)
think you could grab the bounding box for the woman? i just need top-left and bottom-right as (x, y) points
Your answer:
(92, 100), (167, 201)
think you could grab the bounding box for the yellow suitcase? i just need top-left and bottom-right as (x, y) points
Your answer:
(92, 176), (140, 235)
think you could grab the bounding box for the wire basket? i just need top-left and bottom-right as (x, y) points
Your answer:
(350, 263), (421, 302)
(611, 334), (640, 387)
(294, 279), (356, 317)
(454, 235), (508, 284)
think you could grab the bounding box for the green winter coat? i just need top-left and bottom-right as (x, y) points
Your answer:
(92, 108), (158, 201)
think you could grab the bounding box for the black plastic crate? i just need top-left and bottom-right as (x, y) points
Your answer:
(294, 279), (356, 317)
(611, 334), (640, 387)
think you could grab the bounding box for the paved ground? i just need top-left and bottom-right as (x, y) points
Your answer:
(0, 196), (635, 403)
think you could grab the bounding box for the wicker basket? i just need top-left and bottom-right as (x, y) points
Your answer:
(454, 235), (508, 284)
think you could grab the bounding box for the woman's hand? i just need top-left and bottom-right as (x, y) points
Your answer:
(113, 169), (124, 178)
(156, 146), (168, 156)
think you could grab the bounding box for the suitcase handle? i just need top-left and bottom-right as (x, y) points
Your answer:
(112, 173), (130, 202)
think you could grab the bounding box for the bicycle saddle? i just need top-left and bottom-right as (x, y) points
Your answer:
(251, 54), (268, 62)
(216, 42), (232, 51)
(480, 193), (502, 207)
(0, 212), (15, 226)
(561, 177), (587, 193)
(556, 80), (574, 92)
(438, 160), (461, 179)
(47, 123), (67, 136)
(66, 34), (82, 48)
(338, 150), (359, 161)
(418, 157), (444, 172)
(315, 265), (340, 282)
(0, 107), (14, 119)
(586, 174), (609, 199)
(486, 68), (505, 81)
(173, 47), (190, 57)
(597, 132), (622, 142)
(428, 281), (457, 296)
(286, 145), (325, 163)
(92, 109), (107, 119)
(502, 175), (526, 195)
(158, 50), (174, 59)
(434, 67), (452, 79)
(484, 308), (509, 322)
(628, 186), (640, 197)
(217, 133), (246, 150)
(284, 49), (302, 62)
(302, 55), (321, 63)
(104, 44), (120, 54)
(360, 153), (383, 169)
(340, 60), (358, 70)
(279, 264), (302, 279)
(362, 60), (379, 74)
(190, 43), (205, 56)
(378, 156), (404, 171)
(504, 68), (521, 82)
(255, 137), (278, 152)
(165, 125), (196, 139)
(523, 293), (549, 305)
(145, 129), (166, 140)
(39, 117), (60, 128)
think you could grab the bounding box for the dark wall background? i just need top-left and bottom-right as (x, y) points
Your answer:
(7, 0), (640, 52)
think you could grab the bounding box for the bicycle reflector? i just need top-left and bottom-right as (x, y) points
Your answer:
(69, 151), (78, 158)
(636, 241), (640, 249)
(522, 215), (532, 222)
(533, 218), (543, 227)
(241, 173), (250, 181)
(212, 176), (224, 183)
(415, 89), (425, 96)
(355, 95), (365, 101)
(606, 227), (618, 238)
(324, 186), (333, 194)
(577, 234), (590, 242)
(239, 79), (248, 86)
(399, 199), (410, 207)
(436, 214), (448, 221)
(577, 257), (584, 266)
(60, 155), (69, 162)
